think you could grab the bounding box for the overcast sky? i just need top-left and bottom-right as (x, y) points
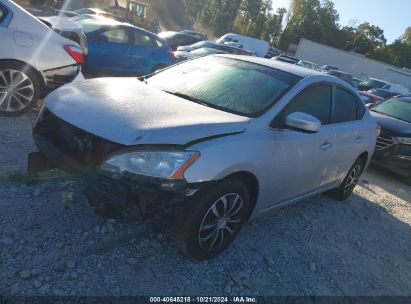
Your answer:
(271, 0), (411, 43)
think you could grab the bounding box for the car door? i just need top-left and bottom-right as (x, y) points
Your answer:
(268, 83), (336, 206)
(129, 28), (156, 75)
(86, 26), (132, 74)
(326, 86), (368, 183)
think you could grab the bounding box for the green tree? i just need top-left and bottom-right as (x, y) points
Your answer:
(279, 0), (332, 50)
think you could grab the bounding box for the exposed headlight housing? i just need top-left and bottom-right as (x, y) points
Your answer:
(395, 137), (411, 145)
(99, 151), (200, 179)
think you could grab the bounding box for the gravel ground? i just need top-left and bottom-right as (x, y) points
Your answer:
(1, 111), (411, 296)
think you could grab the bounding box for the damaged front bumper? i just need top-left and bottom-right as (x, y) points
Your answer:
(29, 110), (193, 218)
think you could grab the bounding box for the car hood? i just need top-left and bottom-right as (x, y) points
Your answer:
(44, 78), (250, 146)
(371, 111), (411, 136)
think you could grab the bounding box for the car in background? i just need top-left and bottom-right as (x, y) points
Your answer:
(266, 46), (283, 58)
(177, 41), (255, 56)
(180, 30), (207, 41)
(320, 65), (338, 71)
(74, 7), (129, 23)
(370, 97), (411, 184)
(324, 70), (354, 86)
(173, 48), (227, 63)
(358, 91), (384, 106)
(177, 40), (218, 52)
(380, 83), (409, 96)
(358, 78), (388, 91)
(295, 60), (317, 70)
(217, 33), (269, 57)
(78, 19), (174, 77)
(272, 55), (300, 64)
(0, 0), (84, 116)
(30, 55), (376, 260)
(223, 41), (244, 49)
(367, 88), (402, 100)
(158, 31), (203, 51)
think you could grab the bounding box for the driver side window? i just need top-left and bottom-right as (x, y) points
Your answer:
(273, 84), (332, 128)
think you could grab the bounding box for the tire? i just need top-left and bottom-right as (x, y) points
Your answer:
(328, 158), (365, 201)
(173, 178), (250, 261)
(0, 61), (41, 116)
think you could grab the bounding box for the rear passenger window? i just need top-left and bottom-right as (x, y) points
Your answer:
(275, 84), (332, 126)
(133, 30), (153, 47)
(331, 87), (359, 123)
(155, 39), (165, 48)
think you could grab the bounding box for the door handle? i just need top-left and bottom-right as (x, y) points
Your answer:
(355, 136), (363, 144)
(320, 142), (333, 150)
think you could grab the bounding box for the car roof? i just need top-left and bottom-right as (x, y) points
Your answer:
(219, 55), (325, 78)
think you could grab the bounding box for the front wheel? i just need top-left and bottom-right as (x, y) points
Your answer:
(0, 61), (41, 116)
(174, 178), (250, 261)
(328, 158), (365, 201)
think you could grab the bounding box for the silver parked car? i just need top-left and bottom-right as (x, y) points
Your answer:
(29, 55), (377, 260)
(0, 0), (85, 115)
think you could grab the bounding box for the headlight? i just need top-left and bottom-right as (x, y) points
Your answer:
(99, 151), (200, 179)
(395, 137), (411, 145)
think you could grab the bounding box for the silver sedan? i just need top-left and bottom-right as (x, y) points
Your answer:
(30, 55), (377, 260)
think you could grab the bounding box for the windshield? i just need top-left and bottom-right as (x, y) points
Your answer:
(372, 98), (411, 123)
(147, 57), (301, 117)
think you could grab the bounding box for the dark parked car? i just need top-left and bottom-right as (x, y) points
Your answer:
(324, 70), (354, 86)
(370, 97), (411, 183)
(272, 54), (300, 64)
(158, 31), (203, 51)
(78, 19), (175, 76)
(180, 30), (208, 40)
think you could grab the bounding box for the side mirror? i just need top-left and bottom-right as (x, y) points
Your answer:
(286, 112), (321, 133)
(365, 103), (374, 108)
(92, 34), (108, 43)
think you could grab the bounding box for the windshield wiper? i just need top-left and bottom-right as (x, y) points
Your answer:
(162, 90), (210, 107)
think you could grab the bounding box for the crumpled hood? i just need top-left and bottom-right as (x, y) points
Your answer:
(44, 78), (250, 146)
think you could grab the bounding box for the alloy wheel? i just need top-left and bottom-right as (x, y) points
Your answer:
(344, 163), (362, 196)
(0, 69), (35, 113)
(198, 193), (244, 251)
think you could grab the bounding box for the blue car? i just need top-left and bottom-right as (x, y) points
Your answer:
(78, 19), (175, 76)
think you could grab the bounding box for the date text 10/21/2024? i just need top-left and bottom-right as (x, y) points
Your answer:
(149, 297), (258, 303)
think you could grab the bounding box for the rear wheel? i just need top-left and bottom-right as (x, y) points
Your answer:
(0, 61), (41, 116)
(174, 178), (250, 261)
(329, 158), (365, 201)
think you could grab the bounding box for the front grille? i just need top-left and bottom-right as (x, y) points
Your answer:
(34, 109), (124, 166)
(375, 135), (395, 151)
